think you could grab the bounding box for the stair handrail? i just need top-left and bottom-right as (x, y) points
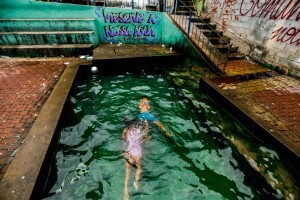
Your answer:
(168, 0), (230, 73)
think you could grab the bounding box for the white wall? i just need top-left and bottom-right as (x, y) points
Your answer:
(202, 0), (300, 77)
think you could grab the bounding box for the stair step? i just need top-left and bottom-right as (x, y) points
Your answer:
(195, 23), (216, 30)
(214, 44), (238, 53)
(201, 29), (223, 37)
(208, 36), (230, 44)
(0, 31), (94, 45)
(230, 46), (239, 53)
(175, 11), (193, 15)
(178, 1), (194, 6)
(0, 18), (95, 32)
(177, 6), (195, 11)
(190, 17), (210, 23)
(228, 52), (246, 60)
(0, 44), (93, 57)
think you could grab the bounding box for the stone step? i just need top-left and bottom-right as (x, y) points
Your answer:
(0, 44), (93, 57)
(0, 18), (95, 32)
(177, 1), (194, 7)
(207, 36), (230, 44)
(0, 31), (95, 45)
(195, 23), (217, 30)
(177, 6), (195, 11)
(228, 52), (246, 60)
(201, 29), (223, 37)
(190, 17), (210, 23)
(175, 10), (193, 16)
(214, 44), (238, 53)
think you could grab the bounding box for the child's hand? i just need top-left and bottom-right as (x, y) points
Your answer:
(165, 131), (172, 137)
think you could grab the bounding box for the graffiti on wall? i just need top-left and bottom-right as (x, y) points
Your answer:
(205, 0), (299, 45)
(271, 26), (300, 46)
(205, 0), (239, 29)
(239, 0), (300, 21)
(96, 7), (159, 42)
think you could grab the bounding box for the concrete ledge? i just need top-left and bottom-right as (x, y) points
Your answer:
(0, 44), (93, 49)
(0, 62), (83, 200)
(0, 19), (95, 21)
(1, 31), (94, 34)
(0, 44), (93, 57)
(199, 77), (300, 168)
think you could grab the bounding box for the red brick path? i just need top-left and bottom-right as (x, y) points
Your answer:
(212, 73), (300, 155)
(0, 60), (66, 180)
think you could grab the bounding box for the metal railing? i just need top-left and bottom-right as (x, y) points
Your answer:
(166, 0), (231, 73)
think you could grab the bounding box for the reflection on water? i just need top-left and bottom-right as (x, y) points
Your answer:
(43, 66), (299, 199)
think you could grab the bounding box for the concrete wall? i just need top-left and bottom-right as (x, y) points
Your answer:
(0, 0), (207, 63)
(202, 0), (300, 77)
(0, 0), (179, 45)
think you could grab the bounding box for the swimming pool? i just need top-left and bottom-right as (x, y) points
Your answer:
(42, 64), (299, 199)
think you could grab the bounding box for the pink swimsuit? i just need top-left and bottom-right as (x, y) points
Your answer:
(126, 123), (146, 159)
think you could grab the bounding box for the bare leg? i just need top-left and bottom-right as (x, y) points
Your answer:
(134, 156), (142, 190)
(124, 157), (133, 200)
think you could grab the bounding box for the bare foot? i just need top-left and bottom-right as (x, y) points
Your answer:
(133, 181), (139, 190)
(124, 188), (129, 200)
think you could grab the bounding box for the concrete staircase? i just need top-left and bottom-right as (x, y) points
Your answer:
(190, 17), (244, 60)
(175, 0), (196, 15)
(173, 0), (245, 71)
(0, 18), (97, 57)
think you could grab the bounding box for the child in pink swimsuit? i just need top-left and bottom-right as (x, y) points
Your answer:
(124, 120), (148, 160)
(123, 96), (172, 200)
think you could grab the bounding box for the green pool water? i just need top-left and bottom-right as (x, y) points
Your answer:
(42, 66), (299, 199)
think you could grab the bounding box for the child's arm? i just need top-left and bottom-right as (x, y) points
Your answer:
(153, 121), (172, 137)
(122, 128), (128, 140)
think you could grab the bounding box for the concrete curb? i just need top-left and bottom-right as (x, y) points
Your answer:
(199, 77), (300, 168)
(0, 62), (82, 200)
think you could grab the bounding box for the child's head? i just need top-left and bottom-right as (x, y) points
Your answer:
(139, 96), (150, 112)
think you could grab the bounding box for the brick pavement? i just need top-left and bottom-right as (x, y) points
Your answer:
(0, 59), (71, 180)
(211, 69), (300, 156)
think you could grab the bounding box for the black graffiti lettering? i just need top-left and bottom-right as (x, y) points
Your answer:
(104, 25), (131, 37)
(134, 25), (155, 37)
(103, 9), (144, 24)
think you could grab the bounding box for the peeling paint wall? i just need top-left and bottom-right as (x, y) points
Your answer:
(202, 0), (300, 77)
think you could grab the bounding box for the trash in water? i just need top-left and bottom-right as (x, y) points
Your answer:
(117, 43), (122, 46)
(79, 55), (86, 59)
(0, 55), (9, 58)
(64, 62), (70, 65)
(87, 56), (93, 60)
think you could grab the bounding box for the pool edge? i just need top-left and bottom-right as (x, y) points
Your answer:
(0, 61), (86, 200)
(199, 77), (300, 167)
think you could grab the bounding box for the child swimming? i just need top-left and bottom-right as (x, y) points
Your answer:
(122, 120), (148, 200)
(123, 96), (172, 200)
